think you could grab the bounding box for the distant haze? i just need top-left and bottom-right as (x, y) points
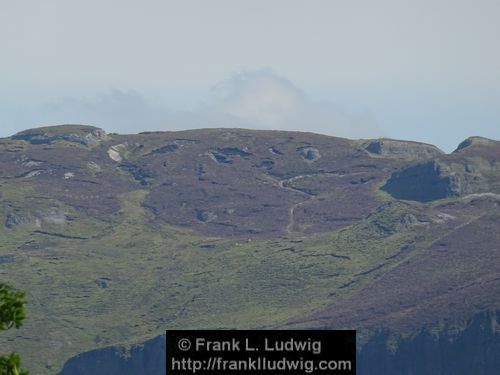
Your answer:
(1, 0), (500, 152)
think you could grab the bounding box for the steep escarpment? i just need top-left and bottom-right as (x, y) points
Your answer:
(58, 336), (165, 375)
(382, 137), (500, 202)
(58, 311), (500, 375)
(358, 311), (500, 375)
(382, 160), (456, 202)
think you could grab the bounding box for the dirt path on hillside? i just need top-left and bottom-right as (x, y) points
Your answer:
(274, 172), (352, 235)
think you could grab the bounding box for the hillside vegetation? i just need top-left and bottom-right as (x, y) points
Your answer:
(0, 125), (499, 374)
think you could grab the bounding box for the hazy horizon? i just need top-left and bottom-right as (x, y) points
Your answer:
(2, 0), (500, 152)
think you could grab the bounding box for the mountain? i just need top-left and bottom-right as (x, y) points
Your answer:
(0, 125), (499, 374)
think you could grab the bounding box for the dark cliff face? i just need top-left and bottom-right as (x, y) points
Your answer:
(381, 137), (500, 202)
(358, 311), (500, 375)
(381, 161), (456, 202)
(59, 312), (500, 375)
(58, 335), (165, 375)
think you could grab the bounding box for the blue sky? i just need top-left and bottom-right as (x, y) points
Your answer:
(1, 0), (499, 152)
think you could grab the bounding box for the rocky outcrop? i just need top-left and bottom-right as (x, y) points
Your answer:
(149, 144), (178, 154)
(454, 136), (499, 152)
(297, 146), (321, 161)
(208, 147), (253, 164)
(4, 212), (30, 228)
(12, 125), (109, 147)
(382, 136), (500, 202)
(119, 163), (155, 185)
(382, 155), (500, 202)
(195, 208), (217, 222)
(365, 139), (443, 159)
(381, 161), (457, 202)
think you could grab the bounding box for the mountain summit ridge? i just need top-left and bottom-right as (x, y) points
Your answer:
(1, 125), (499, 374)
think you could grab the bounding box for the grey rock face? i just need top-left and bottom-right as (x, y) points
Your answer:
(365, 139), (443, 159)
(454, 136), (498, 152)
(382, 161), (456, 202)
(12, 125), (109, 146)
(5, 213), (30, 228)
(382, 156), (500, 202)
(297, 147), (321, 161)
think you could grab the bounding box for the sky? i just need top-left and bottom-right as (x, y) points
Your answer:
(1, 0), (499, 152)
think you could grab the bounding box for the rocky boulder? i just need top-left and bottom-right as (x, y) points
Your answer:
(12, 125), (109, 147)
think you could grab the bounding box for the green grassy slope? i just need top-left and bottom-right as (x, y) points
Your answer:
(2, 183), (484, 374)
(0, 186), (419, 373)
(1, 126), (499, 374)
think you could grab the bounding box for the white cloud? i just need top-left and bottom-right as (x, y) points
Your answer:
(206, 70), (305, 127)
(202, 69), (384, 138)
(3, 70), (384, 140)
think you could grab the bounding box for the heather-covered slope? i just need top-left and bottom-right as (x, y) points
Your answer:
(0, 125), (499, 374)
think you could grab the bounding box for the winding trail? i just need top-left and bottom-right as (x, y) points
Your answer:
(274, 172), (352, 235)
